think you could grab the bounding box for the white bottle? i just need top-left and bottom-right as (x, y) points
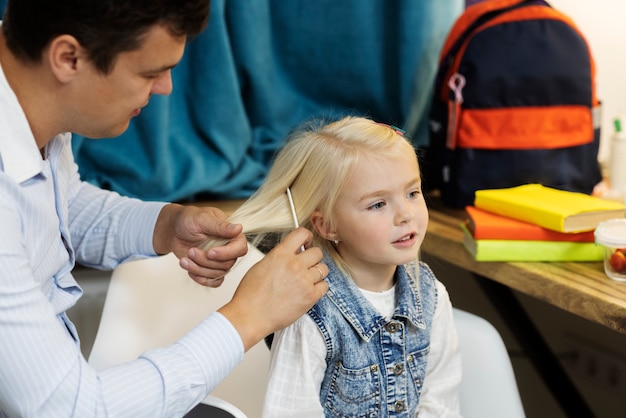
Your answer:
(610, 117), (626, 201)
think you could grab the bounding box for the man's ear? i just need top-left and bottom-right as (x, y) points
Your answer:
(310, 210), (338, 241)
(47, 35), (83, 83)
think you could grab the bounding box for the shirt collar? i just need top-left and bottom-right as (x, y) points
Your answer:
(0, 58), (46, 183)
(322, 254), (425, 342)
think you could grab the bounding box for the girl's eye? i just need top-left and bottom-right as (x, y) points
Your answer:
(368, 201), (386, 211)
(408, 190), (421, 199)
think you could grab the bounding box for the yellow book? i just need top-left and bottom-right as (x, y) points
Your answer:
(474, 184), (626, 233)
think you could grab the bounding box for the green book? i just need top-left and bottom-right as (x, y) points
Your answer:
(461, 224), (603, 262)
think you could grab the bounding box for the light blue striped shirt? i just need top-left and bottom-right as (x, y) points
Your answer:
(0, 63), (244, 417)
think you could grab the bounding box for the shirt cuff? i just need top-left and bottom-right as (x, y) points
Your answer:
(121, 201), (168, 257)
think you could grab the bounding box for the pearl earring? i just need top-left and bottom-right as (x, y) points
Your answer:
(334, 239), (339, 245)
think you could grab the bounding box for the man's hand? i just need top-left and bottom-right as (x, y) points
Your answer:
(218, 228), (329, 351)
(153, 204), (248, 286)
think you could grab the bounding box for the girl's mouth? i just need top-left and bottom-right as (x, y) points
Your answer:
(393, 233), (417, 246)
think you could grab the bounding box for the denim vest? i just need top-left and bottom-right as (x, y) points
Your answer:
(307, 255), (438, 418)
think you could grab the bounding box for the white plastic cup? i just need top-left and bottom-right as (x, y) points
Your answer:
(595, 218), (626, 282)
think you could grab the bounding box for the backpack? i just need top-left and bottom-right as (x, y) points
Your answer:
(421, 0), (602, 208)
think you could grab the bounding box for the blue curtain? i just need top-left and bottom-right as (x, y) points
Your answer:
(3, 0), (462, 202)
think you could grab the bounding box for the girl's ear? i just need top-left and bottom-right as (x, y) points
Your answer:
(310, 210), (339, 241)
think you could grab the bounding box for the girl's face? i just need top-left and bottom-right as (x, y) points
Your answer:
(329, 150), (428, 283)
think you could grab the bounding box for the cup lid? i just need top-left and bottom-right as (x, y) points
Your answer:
(595, 218), (626, 247)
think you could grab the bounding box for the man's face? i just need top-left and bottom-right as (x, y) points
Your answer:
(68, 25), (186, 139)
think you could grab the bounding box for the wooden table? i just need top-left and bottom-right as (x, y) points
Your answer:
(423, 195), (626, 335)
(422, 193), (626, 417)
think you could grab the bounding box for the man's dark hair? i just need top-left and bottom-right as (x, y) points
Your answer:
(2, 0), (210, 74)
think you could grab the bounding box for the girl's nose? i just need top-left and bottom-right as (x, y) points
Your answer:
(395, 202), (414, 225)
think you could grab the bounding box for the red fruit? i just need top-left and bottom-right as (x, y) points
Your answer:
(609, 250), (626, 274)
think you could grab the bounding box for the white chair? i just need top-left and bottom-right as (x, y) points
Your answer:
(186, 395), (247, 418)
(454, 308), (526, 418)
(88, 247), (269, 418)
(89, 247), (524, 417)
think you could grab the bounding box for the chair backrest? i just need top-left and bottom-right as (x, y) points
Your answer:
(88, 248), (269, 418)
(453, 308), (526, 418)
(185, 395), (247, 418)
(89, 249), (524, 417)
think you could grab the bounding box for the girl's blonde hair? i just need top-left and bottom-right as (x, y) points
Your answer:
(201, 116), (421, 273)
